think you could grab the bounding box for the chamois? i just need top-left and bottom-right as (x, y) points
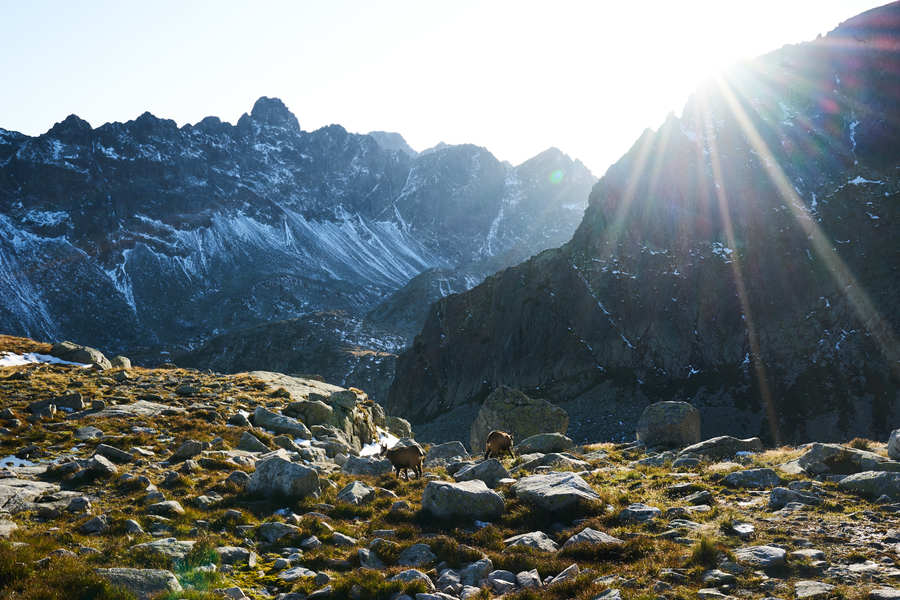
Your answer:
(380, 442), (425, 480)
(484, 430), (514, 459)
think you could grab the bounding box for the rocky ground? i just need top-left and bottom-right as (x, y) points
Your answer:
(0, 335), (898, 600)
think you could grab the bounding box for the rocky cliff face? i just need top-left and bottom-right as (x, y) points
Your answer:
(388, 3), (900, 444)
(0, 98), (594, 374)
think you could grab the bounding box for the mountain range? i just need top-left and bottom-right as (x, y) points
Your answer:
(0, 98), (595, 396)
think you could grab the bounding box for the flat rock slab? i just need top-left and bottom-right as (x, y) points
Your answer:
(279, 566), (316, 581)
(723, 468), (782, 489)
(795, 580), (835, 599)
(246, 371), (344, 402)
(0, 518), (17, 537)
(734, 545), (787, 568)
(131, 538), (195, 560)
(95, 568), (181, 599)
(91, 400), (185, 419)
(679, 436), (763, 459)
(0, 478), (60, 513)
(512, 471), (600, 511)
(798, 443), (900, 475)
(838, 471), (900, 501)
(869, 587), (900, 600)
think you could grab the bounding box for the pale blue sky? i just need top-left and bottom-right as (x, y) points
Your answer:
(0, 0), (886, 174)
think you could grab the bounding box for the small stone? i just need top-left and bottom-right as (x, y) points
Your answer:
(562, 527), (623, 548)
(619, 503), (661, 523)
(336, 481), (376, 505)
(279, 566), (316, 581)
(331, 532), (357, 547)
(170, 440), (206, 462)
(396, 543), (437, 567)
(388, 568), (436, 592)
(258, 522), (300, 544)
(147, 501), (185, 517)
(78, 515), (109, 534)
(794, 580), (834, 599)
(724, 468), (782, 489)
(734, 545), (786, 568)
(504, 531), (559, 552)
(74, 426), (104, 441)
(237, 431), (269, 452)
(516, 569), (541, 589)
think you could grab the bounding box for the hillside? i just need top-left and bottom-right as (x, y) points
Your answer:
(1, 335), (899, 600)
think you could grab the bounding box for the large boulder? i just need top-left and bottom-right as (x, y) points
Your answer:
(425, 441), (470, 467)
(838, 471), (900, 501)
(388, 416), (413, 439)
(109, 355), (131, 369)
(678, 436), (763, 459)
(50, 341), (112, 369)
(283, 400), (333, 426)
(253, 407), (311, 439)
(247, 454), (319, 498)
(890, 430), (900, 461)
(453, 459), (509, 488)
(95, 568), (182, 599)
(469, 386), (568, 453)
(512, 471), (601, 511)
(245, 372), (376, 450)
(636, 401), (701, 448)
(516, 432), (574, 454)
(797, 443), (900, 475)
(422, 480), (505, 520)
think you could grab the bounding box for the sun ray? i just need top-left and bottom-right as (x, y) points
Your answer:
(696, 91), (782, 444)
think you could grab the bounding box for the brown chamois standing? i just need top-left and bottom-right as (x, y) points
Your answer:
(484, 430), (514, 459)
(380, 442), (425, 480)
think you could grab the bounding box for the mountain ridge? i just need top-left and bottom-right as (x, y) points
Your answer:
(0, 96), (595, 398)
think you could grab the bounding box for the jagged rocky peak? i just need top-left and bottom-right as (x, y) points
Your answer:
(248, 95), (300, 130)
(45, 114), (92, 141)
(367, 130), (417, 157)
(388, 3), (900, 445)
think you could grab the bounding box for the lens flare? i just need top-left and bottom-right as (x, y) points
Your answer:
(549, 169), (564, 184)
